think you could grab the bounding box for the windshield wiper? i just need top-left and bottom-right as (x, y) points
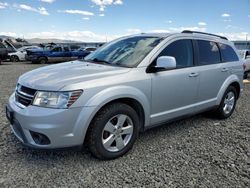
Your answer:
(89, 58), (111, 65)
(84, 58), (129, 68)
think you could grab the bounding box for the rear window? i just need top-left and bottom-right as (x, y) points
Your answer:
(218, 43), (239, 62)
(197, 40), (221, 65)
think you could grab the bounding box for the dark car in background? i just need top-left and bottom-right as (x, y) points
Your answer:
(0, 42), (8, 63)
(0, 40), (16, 63)
(26, 45), (94, 64)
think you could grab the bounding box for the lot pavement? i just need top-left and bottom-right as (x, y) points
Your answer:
(0, 61), (249, 188)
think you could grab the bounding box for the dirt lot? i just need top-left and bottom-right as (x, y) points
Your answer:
(0, 61), (249, 188)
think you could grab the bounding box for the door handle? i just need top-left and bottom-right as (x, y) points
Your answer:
(189, 72), (199, 77)
(221, 68), (229, 72)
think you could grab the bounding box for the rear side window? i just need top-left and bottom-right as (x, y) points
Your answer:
(0, 43), (5, 48)
(218, 43), (239, 62)
(64, 47), (70, 52)
(158, 39), (194, 68)
(52, 47), (62, 52)
(197, 40), (220, 65)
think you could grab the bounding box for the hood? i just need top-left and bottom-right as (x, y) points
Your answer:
(18, 60), (131, 91)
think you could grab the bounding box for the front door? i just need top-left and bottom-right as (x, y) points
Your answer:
(150, 39), (199, 125)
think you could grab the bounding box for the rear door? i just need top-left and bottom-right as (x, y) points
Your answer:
(194, 40), (231, 111)
(63, 46), (72, 61)
(50, 47), (64, 62)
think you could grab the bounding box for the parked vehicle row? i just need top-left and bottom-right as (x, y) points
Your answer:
(6, 31), (244, 159)
(3, 44), (97, 64)
(26, 45), (96, 64)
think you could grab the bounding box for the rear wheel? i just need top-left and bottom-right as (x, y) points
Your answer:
(244, 71), (249, 79)
(38, 57), (47, 64)
(214, 86), (237, 119)
(10, 55), (19, 62)
(86, 103), (140, 160)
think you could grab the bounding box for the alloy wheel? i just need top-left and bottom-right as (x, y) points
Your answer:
(223, 91), (235, 114)
(102, 114), (134, 152)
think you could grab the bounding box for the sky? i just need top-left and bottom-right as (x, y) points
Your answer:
(0, 0), (249, 42)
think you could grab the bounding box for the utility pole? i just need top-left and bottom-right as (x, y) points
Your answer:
(246, 33), (248, 49)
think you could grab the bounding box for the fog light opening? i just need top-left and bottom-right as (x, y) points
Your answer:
(30, 131), (51, 145)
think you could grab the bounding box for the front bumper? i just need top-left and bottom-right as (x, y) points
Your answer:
(7, 93), (96, 149)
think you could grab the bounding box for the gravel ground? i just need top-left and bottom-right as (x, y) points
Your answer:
(0, 61), (249, 188)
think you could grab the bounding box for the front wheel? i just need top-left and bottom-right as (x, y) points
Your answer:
(86, 103), (140, 160)
(214, 86), (237, 119)
(10, 55), (19, 62)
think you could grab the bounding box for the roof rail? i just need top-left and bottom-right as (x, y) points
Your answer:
(182, 30), (228, 40)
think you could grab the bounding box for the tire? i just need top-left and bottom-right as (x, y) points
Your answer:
(244, 71), (249, 79)
(214, 86), (237, 119)
(38, 57), (47, 64)
(10, 55), (19, 62)
(86, 103), (140, 160)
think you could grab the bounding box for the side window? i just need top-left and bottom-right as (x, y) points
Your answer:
(158, 39), (194, 68)
(197, 40), (220, 65)
(52, 47), (62, 52)
(0, 43), (6, 48)
(64, 47), (70, 52)
(218, 43), (239, 62)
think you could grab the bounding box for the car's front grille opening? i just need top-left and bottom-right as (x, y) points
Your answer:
(30, 131), (51, 145)
(20, 85), (37, 96)
(15, 84), (37, 107)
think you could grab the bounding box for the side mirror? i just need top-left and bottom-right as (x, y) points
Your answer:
(156, 56), (176, 70)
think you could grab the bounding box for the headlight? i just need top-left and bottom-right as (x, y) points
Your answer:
(32, 90), (83, 109)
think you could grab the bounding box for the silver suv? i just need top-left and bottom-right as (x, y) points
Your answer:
(6, 31), (244, 159)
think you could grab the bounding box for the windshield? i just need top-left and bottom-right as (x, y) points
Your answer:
(84, 36), (162, 68)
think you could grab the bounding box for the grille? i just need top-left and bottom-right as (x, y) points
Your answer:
(15, 85), (37, 107)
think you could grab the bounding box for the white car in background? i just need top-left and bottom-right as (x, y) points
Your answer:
(8, 46), (41, 62)
(238, 50), (250, 79)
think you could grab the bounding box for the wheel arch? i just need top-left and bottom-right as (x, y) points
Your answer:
(216, 75), (242, 105)
(78, 86), (151, 145)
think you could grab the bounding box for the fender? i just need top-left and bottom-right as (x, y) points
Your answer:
(84, 85), (150, 126)
(73, 85), (151, 144)
(216, 74), (242, 105)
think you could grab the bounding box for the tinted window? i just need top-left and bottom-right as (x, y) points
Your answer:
(158, 39), (194, 68)
(52, 47), (62, 52)
(197, 40), (220, 65)
(0, 43), (6, 48)
(86, 48), (96, 52)
(219, 43), (239, 62)
(64, 47), (70, 52)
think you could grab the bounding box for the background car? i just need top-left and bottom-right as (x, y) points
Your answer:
(78, 47), (97, 52)
(238, 50), (250, 79)
(0, 40), (16, 63)
(8, 46), (41, 62)
(26, 45), (94, 64)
